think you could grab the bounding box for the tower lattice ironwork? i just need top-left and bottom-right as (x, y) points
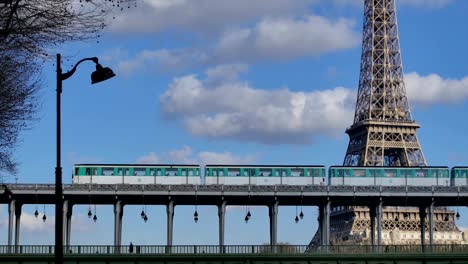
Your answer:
(343, 0), (426, 167)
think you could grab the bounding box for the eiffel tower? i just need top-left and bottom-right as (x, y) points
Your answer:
(310, 0), (462, 246)
(343, 0), (426, 166)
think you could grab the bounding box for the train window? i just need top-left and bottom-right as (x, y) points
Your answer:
(227, 169), (239, 177)
(117, 168), (124, 176)
(102, 168), (114, 176)
(188, 169), (194, 176)
(384, 169), (397, 178)
(291, 169), (302, 177)
(260, 169), (272, 177)
(134, 168), (146, 176)
(86, 168), (91, 176)
(150, 169), (156, 176)
(243, 170), (249, 177)
(75, 168), (79, 176)
(93, 168), (98, 175)
(166, 168), (178, 176)
(124, 169), (130, 176)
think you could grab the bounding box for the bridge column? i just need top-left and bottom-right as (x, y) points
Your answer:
(8, 199), (15, 248)
(167, 200), (174, 246)
(114, 200), (123, 247)
(377, 201), (383, 247)
(63, 201), (73, 248)
(419, 206), (427, 252)
(218, 201), (227, 248)
(428, 202), (434, 248)
(66, 204), (73, 248)
(321, 201), (331, 247)
(15, 203), (22, 252)
(318, 205), (323, 246)
(369, 206), (376, 247)
(268, 201), (279, 246)
(62, 200), (68, 247)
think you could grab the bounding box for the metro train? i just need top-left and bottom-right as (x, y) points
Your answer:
(72, 164), (468, 187)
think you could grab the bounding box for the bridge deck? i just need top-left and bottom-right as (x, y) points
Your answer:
(1, 184), (467, 206)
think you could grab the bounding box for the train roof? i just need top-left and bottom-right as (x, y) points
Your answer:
(74, 164), (200, 167)
(205, 165), (325, 168)
(329, 165), (449, 169)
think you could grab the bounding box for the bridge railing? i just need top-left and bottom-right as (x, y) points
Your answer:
(0, 245), (467, 255)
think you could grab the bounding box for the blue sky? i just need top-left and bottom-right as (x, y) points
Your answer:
(0, 0), (467, 246)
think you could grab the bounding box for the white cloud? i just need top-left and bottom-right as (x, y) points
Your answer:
(159, 65), (468, 144)
(136, 152), (160, 164)
(333, 0), (454, 8)
(108, 0), (315, 34)
(137, 146), (255, 165)
(398, 0), (454, 8)
(117, 49), (207, 77)
(160, 65), (355, 144)
(113, 14), (359, 75)
(405, 72), (468, 105)
(214, 16), (359, 62)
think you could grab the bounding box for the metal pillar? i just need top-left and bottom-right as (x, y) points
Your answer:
(66, 204), (73, 248)
(62, 200), (68, 247)
(114, 200), (123, 247)
(8, 199), (15, 247)
(419, 206), (427, 251)
(369, 206), (376, 246)
(14, 203), (22, 249)
(218, 201), (227, 247)
(377, 201), (383, 246)
(167, 200), (174, 246)
(318, 206), (324, 246)
(268, 201), (279, 246)
(321, 201), (331, 246)
(429, 202), (434, 248)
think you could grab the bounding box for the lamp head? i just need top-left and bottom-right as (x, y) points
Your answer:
(91, 64), (116, 84)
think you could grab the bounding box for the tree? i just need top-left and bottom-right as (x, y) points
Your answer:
(0, 0), (135, 177)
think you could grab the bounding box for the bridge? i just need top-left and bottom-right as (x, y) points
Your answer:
(0, 245), (468, 263)
(1, 183), (467, 250)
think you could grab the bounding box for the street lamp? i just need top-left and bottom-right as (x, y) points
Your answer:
(55, 53), (115, 263)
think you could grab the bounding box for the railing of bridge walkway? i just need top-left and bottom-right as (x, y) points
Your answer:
(0, 245), (467, 255)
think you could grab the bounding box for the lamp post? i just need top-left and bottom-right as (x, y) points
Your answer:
(55, 53), (115, 263)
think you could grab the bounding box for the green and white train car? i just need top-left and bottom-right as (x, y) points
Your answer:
(205, 165), (326, 185)
(329, 166), (450, 186)
(452, 167), (468, 186)
(73, 164), (201, 185)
